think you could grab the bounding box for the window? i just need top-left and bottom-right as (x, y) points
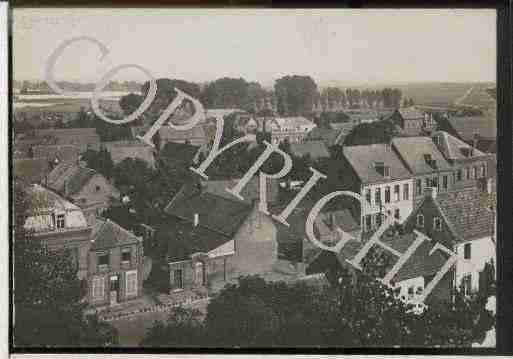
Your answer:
(416, 179), (422, 196)
(432, 177), (439, 189)
(394, 185), (400, 201)
(416, 214), (424, 227)
(466, 167), (471, 180)
(365, 215), (372, 232)
(173, 269), (183, 289)
(472, 166), (478, 179)
(452, 172), (456, 185)
(98, 253), (109, 269)
(403, 183), (409, 200)
(95, 185), (101, 192)
(365, 189), (371, 204)
(433, 217), (442, 231)
(195, 262), (206, 286)
(385, 186), (391, 203)
(424, 178), (430, 192)
(416, 286), (423, 296)
(464, 243), (472, 260)
(481, 164), (487, 178)
(121, 248), (131, 263)
(125, 270), (138, 296)
(394, 208), (400, 220)
(375, 188), (381, 205)
(92, 276), (105, 301)
(442, 175), (448, 191)
(375, 213), (382, 227)
(56, 214), (65, 229)
(457, 169), (462, 181)
(383, 166), (390, 177)
(408, 286), (415, 299)
(462, 274), (472, 295)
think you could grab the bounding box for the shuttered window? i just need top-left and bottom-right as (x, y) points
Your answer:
(92, 276), (105, 301)
(125, 271), (138, 296)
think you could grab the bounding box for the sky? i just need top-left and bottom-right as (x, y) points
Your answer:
(12, 9), (496, 86)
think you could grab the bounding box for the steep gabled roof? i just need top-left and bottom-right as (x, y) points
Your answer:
(305, 127), (343, 146)
(158, 124), (206, 142)
(432, 131), (486, 161)
(201, 176), (279, 205)
(447, 116), (496, 141)
(47, 164), (98, 196)
(343, 144), (412, 184)
(102, 140), (155, 167)
(165, 184), (253, 238)
(160, 141), (201, 164)
(90, 218), (141, 251)
(435, 187), (496, 242)
(392, 137), (453, 175)
(398, 107), (424, 120)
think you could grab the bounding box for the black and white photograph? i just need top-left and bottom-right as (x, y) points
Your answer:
(9, 8), (501, 350)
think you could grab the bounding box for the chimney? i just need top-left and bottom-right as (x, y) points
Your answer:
(472, 133), (479, 149)
(425, 186), (437, 199)
(193, 213), (199, 227)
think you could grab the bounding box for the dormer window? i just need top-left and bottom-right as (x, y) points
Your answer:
(424, 154), (437, 169)
(374, 162), (390, 177)
(460, 147), (474, 158)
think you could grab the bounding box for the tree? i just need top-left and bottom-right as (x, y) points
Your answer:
(13, 182), (118, 347)
(140, 307), (205, 347)
(201, 77), (249, 109)
(343, 118), (399, 146)
(119, 93), (144, 115)
(81, 148), (114, 179)
(274, 75), (318, 115)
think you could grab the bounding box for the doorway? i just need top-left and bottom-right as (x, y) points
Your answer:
(110, 275), (119, 305)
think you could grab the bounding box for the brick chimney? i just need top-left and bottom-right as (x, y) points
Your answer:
(425, 186), (437, 199)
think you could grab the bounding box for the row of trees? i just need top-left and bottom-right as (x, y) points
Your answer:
(141, 269), (494, 347)
(318, 87), (408, 109)
(117, 76), (410, 120)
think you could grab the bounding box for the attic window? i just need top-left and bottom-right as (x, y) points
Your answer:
(460, 147), (474, 158)
(416, 214), (424, 227)
(374, 162), (390, 177)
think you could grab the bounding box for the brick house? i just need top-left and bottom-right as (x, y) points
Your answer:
(431, 130), (493, 190)
(162, 182), (280, 300)
(391, 107), (436, 136)
(391, 136), (454, 206)
(24, 184), (93, 280)
(341, 143), (414, 233)
(403, 182), (496, 296)
(46, 163), (120, 224)
(23, 185), (144, 306)
(305, 225), (452, 306)
(88, 219), (144, 306)
(264, 116), (317, 144)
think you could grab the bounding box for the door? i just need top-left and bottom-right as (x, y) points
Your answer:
(110, 275), (119, 305)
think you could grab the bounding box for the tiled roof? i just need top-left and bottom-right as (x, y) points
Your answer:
(102, 140), (155, 167)
(160, 141), (201, 164)
(33, 128), (100, 147)
(290, 141), (330, 159)
(32, 144), (80, 164)
(90, 218), (141, 251)
(398, 107), (424, 120)
(329, 122), (356, 134)
(205, 108), (244, 119)
(158, 124), (206, 142)
(432, 131), (486, 161)
(201, 176), (279, 205)
(343, 144), (412, 183)
(24, 185), (89, 232)
(305, 127), (343, 146)
(14, 158), (51, 185)
(447, 116), (496, 141)
(435, 186), (496, 242)
(392, 137), (453, 175)
(47, 164), (97, 195)
(319, 209), (360, 234)
(165, 185), (253, 238)
(273, 116), (316, 129)
(307, 230), (450, 284)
